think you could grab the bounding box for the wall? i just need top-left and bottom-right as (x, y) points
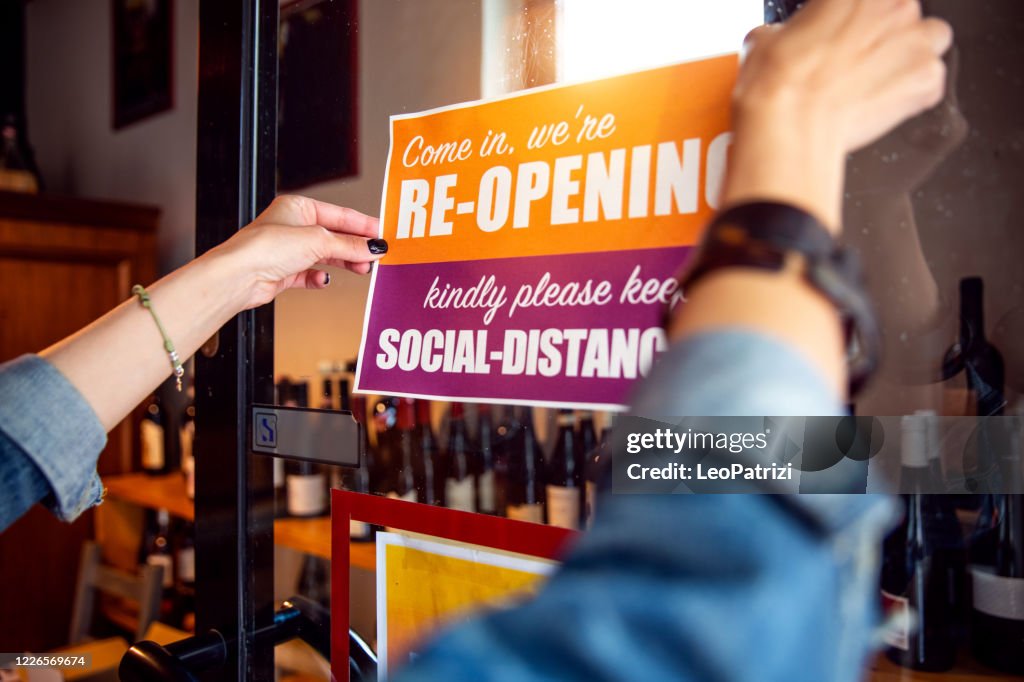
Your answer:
(24, 0), (483, 382)
(273, 0), (484, 384)
(25, 0), (199, 273)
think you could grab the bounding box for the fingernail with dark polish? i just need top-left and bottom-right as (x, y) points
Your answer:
(323, 272), (331, 286)
(368, 239), (389, 254)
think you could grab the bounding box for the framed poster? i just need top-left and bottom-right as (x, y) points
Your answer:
(112, 0), (174, 129)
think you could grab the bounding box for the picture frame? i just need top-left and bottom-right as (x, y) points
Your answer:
(277, 0), (359, 190)
(112, 0), (174, 130)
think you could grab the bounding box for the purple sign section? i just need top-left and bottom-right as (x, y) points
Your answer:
(357, 246), (694, 408)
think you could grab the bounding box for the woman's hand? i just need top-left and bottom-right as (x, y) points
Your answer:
(204, 194), (387, 311)
(722, 0), (953, 230)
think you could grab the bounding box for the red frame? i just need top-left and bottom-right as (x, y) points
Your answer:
(330, 489), (578, 681)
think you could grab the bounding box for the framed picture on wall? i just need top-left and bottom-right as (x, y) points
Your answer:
(277, 0), (359, 190)
(112, 0), (173, 129)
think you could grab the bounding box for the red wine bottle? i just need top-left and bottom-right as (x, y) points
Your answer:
(390, 398), (418, 503)
(970, 419), (1024, 674)
(547, 410), (583, 529)
(141, 393), (166, 476)
(585, 427), (611, 528)
(880, 416), (959, 672)
(144, 508), (175, 617)
(180, 386), (196, 500)
(577, 411), (598, 462)
(415, 400), (443, 506)
(476, 404), (498, 515)
(943, 277), (1005, 417)
(284, 381), (326, 517)
(346, 393), (374, 542)
(444, 403), (475, 511)
(174, 521), (196, 630)
(492, 407), (515, 518)
(506, 407), (545, 523)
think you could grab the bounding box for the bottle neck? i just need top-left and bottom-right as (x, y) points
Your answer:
(959, 277), (986, 346)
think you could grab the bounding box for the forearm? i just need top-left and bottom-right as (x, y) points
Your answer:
(669, 110), (848, 396)
(40, 252), (247, 431)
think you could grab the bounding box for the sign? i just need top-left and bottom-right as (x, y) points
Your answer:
(356, 55), (737, 408)
(375, 532), (556, 680)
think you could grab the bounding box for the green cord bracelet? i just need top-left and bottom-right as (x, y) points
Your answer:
(131, 284), (184, 391)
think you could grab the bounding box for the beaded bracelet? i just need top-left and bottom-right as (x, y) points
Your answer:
(131, 284), (184, 391)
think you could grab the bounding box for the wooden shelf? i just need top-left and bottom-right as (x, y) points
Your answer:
(102, 473), (375, 571)
(104, 472), (195, 521)
(869, 653), (1017, 682)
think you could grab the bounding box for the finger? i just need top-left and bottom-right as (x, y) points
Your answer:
(346, 261), (373, 275)
(288, 269), (332, 291)
(920, 17), (954, 56)
(844, 0), (922, 55)
(741, 24), (779, 62)
(321, 259), (375, 275)
(312, 227), (389, 264)
(259, 195), (381, 239)
(309, 200), (381, 238)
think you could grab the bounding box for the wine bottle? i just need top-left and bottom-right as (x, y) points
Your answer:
(322, 377), (344, 493)
(585, 427), (611, 528)
(880, 416), (958, 672)
(144, 508), (175, 617)
(492, 407), (516, 518)
(272, 378), (295, 516)
(578, 411), (598, 462)
(390, 398), (419, 503)
(506, 407), (545, 523)
(319, 377), (334, 410)
(286, 381), (327, 517)
(970, 419), (1024, 674)
(916, 409), (943, 489)
(174, 521), (196, 631)
(415, 400), (443, 506)
(476, 404), (498, 515)
(141, 393), (166, 475)
(347, 393), (373, 542)
(546, 410), (583, 529)
(943, 277), (1006, 417)
(444, 403), (474, 512)
(180, 386), (196, 500)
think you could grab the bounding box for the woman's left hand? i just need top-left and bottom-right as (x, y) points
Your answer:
(204, 194), (387, 311)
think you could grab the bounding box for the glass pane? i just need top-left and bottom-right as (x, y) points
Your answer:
(271, 1), (762, 677)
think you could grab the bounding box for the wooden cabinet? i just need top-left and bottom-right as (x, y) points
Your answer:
(0, 190), (158, 651)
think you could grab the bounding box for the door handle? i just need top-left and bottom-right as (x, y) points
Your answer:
(119, 596), (377, 681)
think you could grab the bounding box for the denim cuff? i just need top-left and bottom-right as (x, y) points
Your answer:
(0, 354), (106, 521)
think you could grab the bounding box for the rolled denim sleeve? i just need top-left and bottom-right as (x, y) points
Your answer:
(396, 331), (895, 682)
(0, 354), (106, 530)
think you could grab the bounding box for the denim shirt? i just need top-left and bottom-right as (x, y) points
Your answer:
(0, 354), (106, 532)
(0, 334), (895, 681)
(396, 331), (896, 682)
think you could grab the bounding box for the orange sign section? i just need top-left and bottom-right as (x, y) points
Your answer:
(380, 55), (738, 265)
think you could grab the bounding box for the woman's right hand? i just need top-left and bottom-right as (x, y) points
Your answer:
(722, 0), (953, 230)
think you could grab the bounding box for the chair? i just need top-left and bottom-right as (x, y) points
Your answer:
(67, 541), (164, 645)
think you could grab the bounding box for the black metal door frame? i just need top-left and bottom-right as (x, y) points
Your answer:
(194, 0), (278, 679)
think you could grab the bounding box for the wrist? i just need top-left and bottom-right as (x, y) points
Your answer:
(724, 103), (847, 232)
(191, 247), (255, 318)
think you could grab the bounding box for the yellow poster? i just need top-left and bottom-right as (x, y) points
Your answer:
(376, 532), (557, 679)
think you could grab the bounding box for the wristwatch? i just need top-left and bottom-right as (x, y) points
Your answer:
(676, 201), (880, 395)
